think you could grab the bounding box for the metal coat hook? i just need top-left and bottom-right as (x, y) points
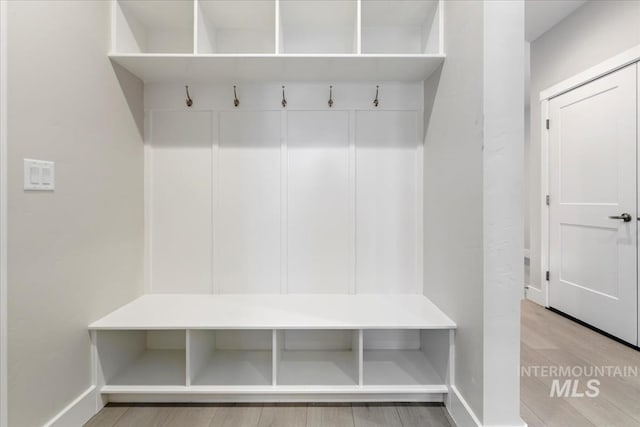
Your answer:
(281, 85), (287, 108)
(233, 85), (240, 107)
(373, 85), (379, 108)
(185, 85), (193, 107)
(328, 85), (334, 108)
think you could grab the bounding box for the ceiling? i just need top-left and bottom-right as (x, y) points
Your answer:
(525, 0), (587, 42)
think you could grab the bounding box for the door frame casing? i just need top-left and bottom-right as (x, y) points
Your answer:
(0, 1), (7, 426)
(536, 45), (640, 309)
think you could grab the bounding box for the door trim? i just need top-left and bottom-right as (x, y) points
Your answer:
(0, 1), (8, 425)
(536, 45), (640, 308)
(540, 44), (640, 101)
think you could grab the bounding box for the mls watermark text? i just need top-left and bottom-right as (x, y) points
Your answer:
(521, 365), (638, 398)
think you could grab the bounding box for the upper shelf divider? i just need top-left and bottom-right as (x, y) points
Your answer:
(110, 0), (445, 82)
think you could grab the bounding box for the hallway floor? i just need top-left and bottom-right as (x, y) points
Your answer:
(521, 300), (640, 426)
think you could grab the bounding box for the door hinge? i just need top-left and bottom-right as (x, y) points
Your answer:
(545, 271), (550, 281)
(546, 119), (550, 130)
(546, 195), (550, 206)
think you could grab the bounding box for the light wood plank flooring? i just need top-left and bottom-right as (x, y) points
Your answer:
(84, 403), (451, 427)
(521, 300), (640, 427)
(85, 301), (640, 427)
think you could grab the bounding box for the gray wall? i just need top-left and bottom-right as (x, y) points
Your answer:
(7, 2), (144, 426)
(423, 0), (485, 419)
(529, 0), (640, 293)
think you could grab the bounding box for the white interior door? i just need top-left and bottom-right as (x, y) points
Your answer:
(549, 63), (638, 345)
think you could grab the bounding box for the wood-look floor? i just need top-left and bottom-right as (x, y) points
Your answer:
(85, 300), (640, 427)
(521, 300), (640, 427)
(84, 403), (452, 427)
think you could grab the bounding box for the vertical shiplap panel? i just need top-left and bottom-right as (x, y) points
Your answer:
(211, 111), (220, 293)
(355, 110), (419, 293)
(287, 111), (350, 293)
(280, 111), (288, 293)
(217, 111), (281, 293)
(348, 110), (356, 294)
(150, 110), (213, 293)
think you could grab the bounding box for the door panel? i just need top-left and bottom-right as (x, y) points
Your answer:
(549, 64), (638, 345)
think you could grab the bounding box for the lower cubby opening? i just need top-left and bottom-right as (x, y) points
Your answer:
(276, 330), (359, 386)
(362, 329), (449, 386)
(189, 330), (273, 386)
(97, 330), (186, 386)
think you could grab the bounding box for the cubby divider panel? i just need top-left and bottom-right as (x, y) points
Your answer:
(363, 329), (449, 386)
(189, 330), (273, 386)
(276, 330), (360, 386)
(97, 330), (186, 386)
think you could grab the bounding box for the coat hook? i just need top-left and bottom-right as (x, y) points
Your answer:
(233, 85), (240, 107)
(373, 85), (379, 108)
(281, 85), (287, 108)
(328, 85), (334, 108)
(185, 85), (193, 107)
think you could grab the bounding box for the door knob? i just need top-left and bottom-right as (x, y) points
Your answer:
(609, 213), (632, 222)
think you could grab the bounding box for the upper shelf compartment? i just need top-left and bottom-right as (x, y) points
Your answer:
(114, 0), (195, 53)
(109, 0), (446, 82)
(279, 0), (357, 54)
(197, 0), (276, 54)
(361, 0), (442, 54)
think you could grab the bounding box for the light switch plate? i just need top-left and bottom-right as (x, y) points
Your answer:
(24, 159), (55, 191)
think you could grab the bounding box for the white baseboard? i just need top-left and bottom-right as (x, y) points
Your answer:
(43, 386), (101, 427)
(107, 392), (444, 403)
(42, 385), (525, 427)
(446, 385), (482, 427)
(446, 385), (528, 427)
(525, 284), (546, 307)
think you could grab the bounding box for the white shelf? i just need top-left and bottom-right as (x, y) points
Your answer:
(97, 330), (187, 386)
(189, 329), (273, 385)
(277, 351), (358, 386)
(114, 0), (194, 53)
(109, 350), (186, 386)
(363, 350), (442, 386)
(100, 384), (447, 394)
(361, 0), (441, 54)
(94, 326), (451, 397)
(197, 0), (275, 54)
(109, 0), (445, 81)
(89, 294), (456, 330)
(108, 53), (444, 82)
(279, 0), (357, 54)
(191, 350), (272, 386)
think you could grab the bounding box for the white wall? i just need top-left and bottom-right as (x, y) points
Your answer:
(7, 2), (144, 426)
(423, 0), (484, 420)
(482, 1), (523, 425)
(424, 1), (524, 425)
(529, 0), (640, 297)
(144, 83), (423, 296)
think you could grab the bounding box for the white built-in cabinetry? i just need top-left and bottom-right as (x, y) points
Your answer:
(92, 295), (454, 399)
(92, 0), (455, 404)
(111, 0), (444, 81)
